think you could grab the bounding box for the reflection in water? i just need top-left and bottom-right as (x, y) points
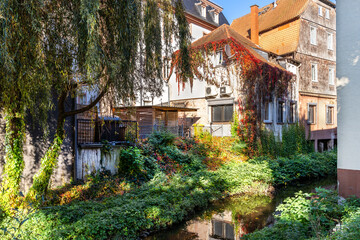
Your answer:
(145, 177), (336, 240)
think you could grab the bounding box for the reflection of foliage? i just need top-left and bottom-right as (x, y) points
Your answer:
(201, 195), (272, 222)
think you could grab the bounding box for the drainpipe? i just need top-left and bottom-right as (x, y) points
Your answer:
(168, 82), (171, 106)
(74, 95), (78, 181)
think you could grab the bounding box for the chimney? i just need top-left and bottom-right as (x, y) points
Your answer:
(250, 4), (259, 45)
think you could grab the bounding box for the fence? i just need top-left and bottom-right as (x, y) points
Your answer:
(138, 125), (191, 139)
(77, 119), (137, 145)
(191, 124), (232, 137)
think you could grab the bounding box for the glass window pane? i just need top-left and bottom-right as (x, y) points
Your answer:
(224, 105), (233, 122)
(213, 106), (222, 122)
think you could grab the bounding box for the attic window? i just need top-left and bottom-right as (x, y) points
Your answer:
(201, 5), (207, 18)
(214, 12), (219, 24)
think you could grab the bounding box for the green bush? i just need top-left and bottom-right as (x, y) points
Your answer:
(244, 188), (346, 240)
(147, 131), (176, 149)
(118, 147), (158, 182)
(0, 171), (225, 240)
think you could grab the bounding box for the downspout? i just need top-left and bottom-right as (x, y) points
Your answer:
(74, 95), (78, 181)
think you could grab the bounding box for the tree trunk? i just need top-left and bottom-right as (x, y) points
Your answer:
(2, 110), (26, 208)
(26, 117), (65, 200)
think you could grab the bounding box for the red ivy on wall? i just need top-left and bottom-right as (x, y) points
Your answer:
(171, 37), (293, 156)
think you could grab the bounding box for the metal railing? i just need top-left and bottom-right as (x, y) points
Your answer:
(77, 119), (137, 145)
(138, 125), (191, 139)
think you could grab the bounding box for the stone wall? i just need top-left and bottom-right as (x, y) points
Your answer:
(0, 99), (75, 193)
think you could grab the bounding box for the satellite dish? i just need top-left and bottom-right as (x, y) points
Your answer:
(225, 44), (235, 58)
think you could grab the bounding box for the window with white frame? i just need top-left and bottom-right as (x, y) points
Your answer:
(308, 104), (317, 124)
(264, 101), (272, 123)
(214, 12), (219, 24)
(213, 51), (223, 66)
(310, 26), (317, 45)
(318, 6), (323, 16)
(277, 100), (285, 123)
(289, 101), (297, 123)
(201, 5), (206, 18)
(163, 58), (170, 80)
(329, 67), (335, 85)
(325, 9), (330, 19)
(327, 33), (333, 50)
(326, 105), (334, 124)
(311, 63), (318, 82)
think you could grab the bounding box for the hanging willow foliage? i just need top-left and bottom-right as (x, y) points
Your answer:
(23, 0), (192, 200)
(172, 36), (294, 156)
(0, 0), (51, 208)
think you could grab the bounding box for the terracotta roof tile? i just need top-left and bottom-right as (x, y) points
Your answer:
(259, 19), (301, 55)
(190, 24), (285, 70)
(231, 0), (308, 37)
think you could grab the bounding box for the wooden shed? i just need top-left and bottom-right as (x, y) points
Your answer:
(114, 106), (197, 138)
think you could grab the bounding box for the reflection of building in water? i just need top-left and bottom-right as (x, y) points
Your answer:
(185, 211), (239, 240)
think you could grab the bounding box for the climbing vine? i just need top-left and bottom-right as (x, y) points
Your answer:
(171, 36), (293, 156)
(1, 111), (26, 210)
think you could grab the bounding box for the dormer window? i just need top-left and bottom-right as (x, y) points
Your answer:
(201, 5), (206, 18)
(214, 12), (219, 24)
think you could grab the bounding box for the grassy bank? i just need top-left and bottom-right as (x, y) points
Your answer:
(0, 132), (337, 239)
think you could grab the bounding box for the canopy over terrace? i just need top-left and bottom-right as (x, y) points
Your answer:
(114, 106), (198, 139)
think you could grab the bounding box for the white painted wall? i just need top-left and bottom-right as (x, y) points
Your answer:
(191, 23), (211, 42)
(151, 22), (213, 106)
(337, 0), (360, 170)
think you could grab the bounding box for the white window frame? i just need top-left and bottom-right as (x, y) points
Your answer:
(325, 9), (330, 19)
(311, 63), (318, 82)
(318, 6), (323, 16)
(201, 5), (207, 18)
(326, 105), (335, 125)
(310, 26), (317, 45)
(264, 101), (273, 123)
(329, 67), (335, 85)
(214, 12), (219, 24)
(327, 32), (333, 50)
(308, 103), (317, 125)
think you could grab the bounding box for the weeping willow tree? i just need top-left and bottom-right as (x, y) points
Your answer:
(0, 0), (51, 207)
(24, 0), (192, 199)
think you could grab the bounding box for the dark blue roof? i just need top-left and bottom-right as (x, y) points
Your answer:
(182, 0), (229, 27)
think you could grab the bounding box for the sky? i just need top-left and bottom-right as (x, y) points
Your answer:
(213, 0), (336, 24)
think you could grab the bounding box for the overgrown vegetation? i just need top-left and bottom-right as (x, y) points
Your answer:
(244, 188), (360, 240)
(259, 124), (313, 158)
(0, 131), (337, 239)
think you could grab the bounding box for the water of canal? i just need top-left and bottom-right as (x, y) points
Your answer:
(145, 177), (336, 240)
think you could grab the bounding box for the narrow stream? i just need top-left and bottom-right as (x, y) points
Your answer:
(145, 177), (336, 240)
